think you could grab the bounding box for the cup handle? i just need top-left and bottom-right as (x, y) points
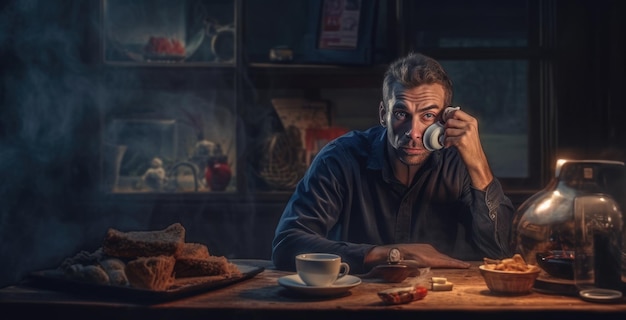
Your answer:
(337, 262), (350, 279)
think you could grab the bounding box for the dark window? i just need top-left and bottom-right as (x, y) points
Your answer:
(441, 60), (529, 178)
(403, 0), (553, 190)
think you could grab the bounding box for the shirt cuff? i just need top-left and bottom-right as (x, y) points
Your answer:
(474, 178), (505, 220)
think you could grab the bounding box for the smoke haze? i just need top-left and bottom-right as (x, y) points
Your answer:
(0, 0), (248, 287)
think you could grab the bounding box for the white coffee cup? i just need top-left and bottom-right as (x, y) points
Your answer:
(295, 253), (350, 287)
(423, 106), (461, 151)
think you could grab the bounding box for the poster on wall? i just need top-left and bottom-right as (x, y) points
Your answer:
(318, 0), (362, 49)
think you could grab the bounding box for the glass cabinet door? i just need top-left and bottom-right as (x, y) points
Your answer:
(102, 0), (236, 66)
(100, 0), (238, 194)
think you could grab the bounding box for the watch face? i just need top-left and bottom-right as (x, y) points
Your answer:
(389, 248), (401, 263)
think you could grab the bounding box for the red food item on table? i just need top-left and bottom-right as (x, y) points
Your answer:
(378, 285), (428, 305)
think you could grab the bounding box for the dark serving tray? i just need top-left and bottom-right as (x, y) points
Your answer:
(23, 261), (264, 304)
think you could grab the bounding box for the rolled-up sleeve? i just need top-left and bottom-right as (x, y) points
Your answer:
(470, 178), (515, 259)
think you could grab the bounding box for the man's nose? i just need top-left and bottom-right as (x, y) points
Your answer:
(405, 123), (425, 139)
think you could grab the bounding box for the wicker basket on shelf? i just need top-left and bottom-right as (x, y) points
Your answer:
(257, 126), (307, 190)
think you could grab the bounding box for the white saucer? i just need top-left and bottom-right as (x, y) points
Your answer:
(579, 288), (623, 303)
(277, 274), (362, 296)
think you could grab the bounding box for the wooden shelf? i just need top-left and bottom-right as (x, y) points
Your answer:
(247, 63), (387, 89)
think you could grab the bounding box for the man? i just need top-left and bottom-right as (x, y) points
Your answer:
(271, 52), (515, 274)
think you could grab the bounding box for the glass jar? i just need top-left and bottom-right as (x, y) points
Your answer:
(512, 159), (625, 296)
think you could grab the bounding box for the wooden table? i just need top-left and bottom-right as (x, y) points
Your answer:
(1, 260), (625, 320)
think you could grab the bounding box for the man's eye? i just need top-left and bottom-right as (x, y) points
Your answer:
(424, 113), (436, 121)
(394, 111), (407, 120)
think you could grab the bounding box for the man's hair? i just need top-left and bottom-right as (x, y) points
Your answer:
(382, 52), (453, 109)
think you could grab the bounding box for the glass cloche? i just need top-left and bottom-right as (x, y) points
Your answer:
(512, 159), (626, 295)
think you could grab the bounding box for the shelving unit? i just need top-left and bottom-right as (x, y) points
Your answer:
(97, 0), (391, 198)
(99, 0), (240, 196)
(97, 0), (557, 201)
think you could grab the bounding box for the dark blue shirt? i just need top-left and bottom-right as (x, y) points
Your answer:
(272, 126), (515, 273)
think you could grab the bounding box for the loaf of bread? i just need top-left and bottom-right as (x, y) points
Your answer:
(64, 264), (110, 285)
(174, 255), (241, 278)
(103, 223), (185, 258)
(59, 248), (105, 271)
(176, 242), (211, 260)
(125, 255), (176, 291)
(99, 258), (129, 286)
(59, 223), (244, 290)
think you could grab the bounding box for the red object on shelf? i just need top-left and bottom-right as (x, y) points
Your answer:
(205, 159), (232, 191)
(144, 36), (185, 56)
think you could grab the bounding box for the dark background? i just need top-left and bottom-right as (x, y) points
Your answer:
(0, 0), (625, 288)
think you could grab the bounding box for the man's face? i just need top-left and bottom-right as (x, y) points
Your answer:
(379, 83), (446, 166)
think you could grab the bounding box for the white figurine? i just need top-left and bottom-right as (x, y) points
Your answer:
(142, 157), (167, 191)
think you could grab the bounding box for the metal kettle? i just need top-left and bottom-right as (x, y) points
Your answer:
(512, 159), (626, 296)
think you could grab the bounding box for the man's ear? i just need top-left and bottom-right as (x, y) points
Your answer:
(379, 101), (386, 126)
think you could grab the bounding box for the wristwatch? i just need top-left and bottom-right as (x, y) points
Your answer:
(388, 248), (402, 264)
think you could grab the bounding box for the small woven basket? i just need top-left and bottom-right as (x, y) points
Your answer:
(479, 265), (540, 295)
(257, 127), (306, 190)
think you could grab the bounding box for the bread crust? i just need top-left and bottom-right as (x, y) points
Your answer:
(125, 255), (176, 291)
(174, 256), (241, 278)
(176, 242), (210, 260)
(103, 223), (185, 258)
